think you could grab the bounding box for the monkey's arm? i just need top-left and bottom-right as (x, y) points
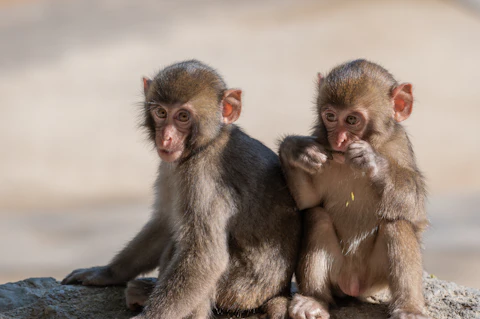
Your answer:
(140, 203), (230, 318)
(346, 141), (426, 223)
(279, 135), (327, 210)
(62, 215), (170, 286)
(376, 162), (427, 224)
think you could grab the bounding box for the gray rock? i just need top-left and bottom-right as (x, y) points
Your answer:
(0, 275), (478, 319)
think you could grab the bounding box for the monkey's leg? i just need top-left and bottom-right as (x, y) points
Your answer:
(125, 278), (157, 311)
(140, 226), (229, 318)
(186, 300), (213, 319)
(290, 207), (343, 319)
(125, 240), (175, 310)
(128, 281), (213, 319)
(157, 238), (175, 272)
(383, 221), (429, 319)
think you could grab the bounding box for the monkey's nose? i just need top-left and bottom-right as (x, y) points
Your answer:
(160, 137), (173, 148)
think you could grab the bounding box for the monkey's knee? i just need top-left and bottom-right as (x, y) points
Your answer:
(125, 278), (157, 311)
(382, 220), (423, 267)
(263, 296), (289, 319)
(304, 207), (333, 231)
(302, 207), (342, 261)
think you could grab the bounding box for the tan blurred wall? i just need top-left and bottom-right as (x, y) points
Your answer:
(1, 0), (479, 210)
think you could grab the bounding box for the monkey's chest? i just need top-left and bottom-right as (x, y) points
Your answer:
(316, 165), (380, 247)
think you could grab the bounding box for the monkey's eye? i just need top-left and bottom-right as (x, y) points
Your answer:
(325, 112), (336, 122)
(177, 110), (190, 122)
(155, 108), (167, 119)
(346, 115), (358, 125)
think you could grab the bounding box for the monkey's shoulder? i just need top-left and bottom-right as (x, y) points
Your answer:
(220, 125), (293, 200)
(223, 125), (280, 168)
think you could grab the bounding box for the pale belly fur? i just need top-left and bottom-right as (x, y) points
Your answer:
(313, 162), (388, 297)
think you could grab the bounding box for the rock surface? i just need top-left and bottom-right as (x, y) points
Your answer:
(0, 275), (479, 319)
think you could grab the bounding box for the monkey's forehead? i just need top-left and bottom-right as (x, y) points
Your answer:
(147, 81), (220, 103)
(318, 79), (392, 107)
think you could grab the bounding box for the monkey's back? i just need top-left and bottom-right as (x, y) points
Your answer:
(215, 125), (300, 309)
(220, 125), (298, 227)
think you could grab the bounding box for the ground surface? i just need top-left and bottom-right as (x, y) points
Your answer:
(0, 275), (479, 319)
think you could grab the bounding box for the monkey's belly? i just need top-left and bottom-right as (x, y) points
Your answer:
(335, 254), (388, 298)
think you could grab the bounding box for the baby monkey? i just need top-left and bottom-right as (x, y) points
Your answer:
(63, 60), (300, 319)
(280, 60), (429, 319)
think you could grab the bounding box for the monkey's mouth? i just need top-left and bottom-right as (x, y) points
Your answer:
(158, 147), (181, 154)
(157, 148), (182, 161)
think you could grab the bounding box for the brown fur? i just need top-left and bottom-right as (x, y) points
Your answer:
(63, 60), (301, 319)
(279, 59), (429, 319)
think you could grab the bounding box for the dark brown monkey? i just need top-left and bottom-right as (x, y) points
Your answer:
(62, 60), (300, 319)
(279, 59), (429, 319)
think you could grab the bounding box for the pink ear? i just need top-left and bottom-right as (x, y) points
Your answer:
(222, 89), (242, 124)
(317, 73), (324, 86)
(392, 83), (413, 122)
(143, 77), (152, 96)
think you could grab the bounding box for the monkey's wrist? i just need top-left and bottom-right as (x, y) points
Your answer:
(107, 265), (131, 282)
(368, 156), (389, 184)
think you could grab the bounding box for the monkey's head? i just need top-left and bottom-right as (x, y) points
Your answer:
(315, 59), (413, 155)
(142, 60), (242, 163)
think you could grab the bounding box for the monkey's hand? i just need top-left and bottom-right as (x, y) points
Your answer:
(61, 266), (126, 286)
(280, 136), (330, 175)
(346, 141), (387, 178)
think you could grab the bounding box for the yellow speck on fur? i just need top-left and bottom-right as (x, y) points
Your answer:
(351, 192), (355, 201)
(346, 201), (349, 207)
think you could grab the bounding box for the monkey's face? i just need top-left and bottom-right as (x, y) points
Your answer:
(149, 103), (194, 163)
(321, 106), (368, 160)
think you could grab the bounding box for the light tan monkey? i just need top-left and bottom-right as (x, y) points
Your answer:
(280, 59), (429, 319)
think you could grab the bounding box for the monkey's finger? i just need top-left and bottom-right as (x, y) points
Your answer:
(347, 147), (364, 155)
(346, 149), (364, 161)
(348, 140), (368, 147)
(305, 147), (330, 162)
(61, 274), (82, 285)
(81, 276), (96, 286)
(325, 150), (333, 160)
(82, 273), (113, 286)
(61, 269), (85, 284)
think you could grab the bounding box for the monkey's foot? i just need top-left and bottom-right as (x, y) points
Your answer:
(264, 296), (289, 319)
(289, 294), (330, 319)
(125, 278), (157, 311)
(390, 309), (430, 319)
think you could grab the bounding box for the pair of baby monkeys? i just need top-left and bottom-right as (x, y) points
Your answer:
(62, 59), (429, 319)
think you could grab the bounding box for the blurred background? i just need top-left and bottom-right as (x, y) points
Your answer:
(1, 0), (479, 289)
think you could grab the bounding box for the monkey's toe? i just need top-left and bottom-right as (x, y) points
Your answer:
(289, 294), (330, 319)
